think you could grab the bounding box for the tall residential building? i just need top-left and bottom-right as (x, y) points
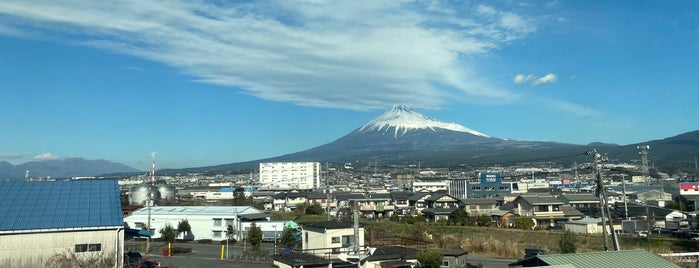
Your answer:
(259, 162), (321, 190)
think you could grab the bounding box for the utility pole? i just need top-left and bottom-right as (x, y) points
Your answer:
(146, 157), (156, 256)
(590, 149), (620, 251)
(622, 175), (629, 220)
(353, 201), (361, 268)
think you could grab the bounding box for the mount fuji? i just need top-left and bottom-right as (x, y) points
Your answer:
(166, 105), (699, 172)
(274, 105), (585, 164)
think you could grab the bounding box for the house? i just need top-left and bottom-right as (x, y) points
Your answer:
(508, 249), (679, 267)
(462, 197), (498, 215)
(356, 195), (395, 219)
(306, 193), (332, 211)
(301, 221), (365, 259)
(510, 195), (583, 228)
(440, 249), (468, 268)
(390, 191), (413, 215)
(0, 180), (124, 267)
(272, 192), (308, 211)
(364, 246), (419, 268)
(408, 192), (433, 215)
(123, 206), (266, 241)
(421, 193), (464, 222)
(560, 193), (601, 218)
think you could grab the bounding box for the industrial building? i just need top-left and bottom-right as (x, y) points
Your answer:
(0, 180), (124, 267)
(128, 184), (176, 206)
(259, 162), (321, 190)
(123, 206), (267, 241)
(467, 173), (517, 198)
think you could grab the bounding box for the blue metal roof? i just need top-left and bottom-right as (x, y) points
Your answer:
(0, 180), (123, 231)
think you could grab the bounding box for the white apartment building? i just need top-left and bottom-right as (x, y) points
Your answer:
(259, 162), (321, 190)
(412, 180), (449, 193)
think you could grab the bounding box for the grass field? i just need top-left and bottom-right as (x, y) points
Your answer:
(271, 212), (699, 260)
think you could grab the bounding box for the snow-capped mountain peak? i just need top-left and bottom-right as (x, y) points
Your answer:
(357, 105), (490, 138)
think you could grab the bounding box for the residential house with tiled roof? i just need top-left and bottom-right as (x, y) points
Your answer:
(560, 193), (601, 218)
(0, 180), (124, 267)
(421, 193), (464, 222)
(510, 195), (584, 228)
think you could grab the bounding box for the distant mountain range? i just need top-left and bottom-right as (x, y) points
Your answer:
(0, 158), (139, 180)
(169, 105), (699, 173)
(5, 106), (698, 178)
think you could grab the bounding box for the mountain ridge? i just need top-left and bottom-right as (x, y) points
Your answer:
(0, 158), (139, 179)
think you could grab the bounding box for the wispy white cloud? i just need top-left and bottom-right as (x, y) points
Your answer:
(514, 73), (557, 86)
(34, 153), (59, 161)
(0, 1), (541, 110)
(549, 100), (601, 117)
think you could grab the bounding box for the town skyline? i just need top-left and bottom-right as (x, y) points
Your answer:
(1, 1), (698, 169)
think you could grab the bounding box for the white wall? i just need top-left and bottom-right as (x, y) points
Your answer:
(125, 214), (241, 241)
(0, 228), (123, 268)
(259, 162), (321, 190)
(302, 228), (364, 259)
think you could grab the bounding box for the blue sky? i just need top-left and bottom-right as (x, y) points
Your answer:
(1, 1), (698, 170)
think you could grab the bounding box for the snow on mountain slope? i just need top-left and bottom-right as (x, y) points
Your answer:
(357, 105), (490, 138)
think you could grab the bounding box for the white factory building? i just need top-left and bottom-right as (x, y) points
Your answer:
(123, 206), (268, 241)
(259, 162), (321, 190)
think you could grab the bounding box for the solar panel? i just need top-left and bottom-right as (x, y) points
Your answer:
(0, 180), (124, 231)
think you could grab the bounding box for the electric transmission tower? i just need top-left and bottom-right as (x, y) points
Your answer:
(638, 145), (650, 185)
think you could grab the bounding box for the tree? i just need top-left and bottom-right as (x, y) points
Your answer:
(159, 224), (176, 243)
(475, 214), (492, 227)
(305, 202), (325, 215)
(294, 203), (308, 218)
(448, 209), (470, 226)
(559, 230), (577, 254)
(514, 217), (535, 230)
(233, 187), (246, 206)
(280, 227), (297, 248)
(226, 224), (236, 242)
(177, 219), (192, 240)
(417, 251), (443, 268)
(248, 222), (263, 251)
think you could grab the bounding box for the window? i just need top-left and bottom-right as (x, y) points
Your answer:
(332, 236), (341, 243)
(75, 243), (101, 253)
(88, 244), (102, 252)
(225, 219), (235, 227)
(212, 231), (222, 238)
(213, 218), (222, 227)
(75, 244), (88, 252)
(537, 205), (549, 212)
(341, 235), (354, 247)
(442, 260), (450, 267)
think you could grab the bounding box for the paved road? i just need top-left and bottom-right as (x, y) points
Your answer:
(127, 240), (276, 268)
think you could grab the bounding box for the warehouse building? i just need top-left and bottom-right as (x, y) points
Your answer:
(123, 206), (267, 241)
(0, 180), (124, 267)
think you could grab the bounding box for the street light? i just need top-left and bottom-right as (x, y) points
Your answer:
(272, 225), (277, 255)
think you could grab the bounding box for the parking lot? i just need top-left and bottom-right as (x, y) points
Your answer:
(126, 240), (276, 268)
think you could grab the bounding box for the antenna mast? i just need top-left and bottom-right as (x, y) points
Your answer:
(146, 154), (156, 256)
(638, 145), (650, 185)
